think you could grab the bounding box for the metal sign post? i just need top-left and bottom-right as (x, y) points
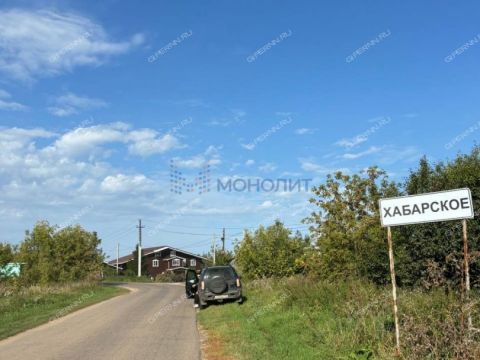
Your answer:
(379, 188), (475, 354)
(387, 226), (401, 355)
(462, 219), (472, 329)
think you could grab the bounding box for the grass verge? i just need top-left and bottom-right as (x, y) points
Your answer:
(198, 277), (480, 360)
(0, 282), (128, 340)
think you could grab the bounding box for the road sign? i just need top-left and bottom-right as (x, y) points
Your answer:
(379, 188), (474, 227)
(379, 188), (476, 354)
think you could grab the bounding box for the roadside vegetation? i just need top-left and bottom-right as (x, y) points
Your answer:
(102, 275), (155, 283)
(0, 282), (127, 340)
(102, 269), (187, 283)
(0, 222), (126, 339)
(200, 146), (480, 360)
(199, 277), (480, 360)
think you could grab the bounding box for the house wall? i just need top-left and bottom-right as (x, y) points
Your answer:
(143, 249), (204, 277)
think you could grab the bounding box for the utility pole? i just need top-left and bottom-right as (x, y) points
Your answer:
(212, 234), (216, 265)
(223, 228), (226, 251)
(116, 242), (119, 276)
(137, 219), (144, 277)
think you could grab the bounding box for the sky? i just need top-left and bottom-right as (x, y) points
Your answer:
(0, 0), (479, 261)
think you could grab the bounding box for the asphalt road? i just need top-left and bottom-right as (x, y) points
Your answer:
(0, 283), (201, 360)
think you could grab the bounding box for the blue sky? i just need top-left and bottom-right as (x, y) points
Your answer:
(0, 1), (479, 260)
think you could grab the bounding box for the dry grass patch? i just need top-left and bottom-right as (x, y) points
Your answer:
(198, 324), (235, 360)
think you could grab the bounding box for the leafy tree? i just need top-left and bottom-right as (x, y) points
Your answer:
(17, 221), (104, 284)
(304, 167), (401, 283)
(0, 242), (16, 280)
(234, 220), (309, 279)
(214, 249), (235, 266)
(0, 242), (15, 267)
(202, 247), (234, 266)
(304, 146), (480, 288)
(399, 147), (480, 288)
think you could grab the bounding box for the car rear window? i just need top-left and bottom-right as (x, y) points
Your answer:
(204, 267), (236, 280)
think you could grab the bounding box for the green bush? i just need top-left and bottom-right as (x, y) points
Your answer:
(155, 272), (185, 283)
(304, 146), (480, 288)
(234, 221), (309, 279)
(17, 221), (104, 285)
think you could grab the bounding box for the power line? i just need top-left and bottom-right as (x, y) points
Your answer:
(145, 228), (212, 236)
(99, 226), (135, 240)
(138, 219), (309, 232)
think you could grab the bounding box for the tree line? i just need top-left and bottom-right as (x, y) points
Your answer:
(235, 146), (480, 290)
(0, 221), (103, 285)
(2, 145), (479, 289)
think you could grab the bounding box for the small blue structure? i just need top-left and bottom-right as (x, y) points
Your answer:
(0, 263), (22, 278)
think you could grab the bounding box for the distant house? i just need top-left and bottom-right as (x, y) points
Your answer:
(108, 246), (206, 277)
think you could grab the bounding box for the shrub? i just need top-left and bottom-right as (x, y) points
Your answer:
(17, 221), (104, 285)
(235, 220), (309, 279)
(155, 272), (185, 282)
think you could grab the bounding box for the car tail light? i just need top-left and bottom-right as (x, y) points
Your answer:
(236, 278), (241, 287)
(201, 281), (205, 290)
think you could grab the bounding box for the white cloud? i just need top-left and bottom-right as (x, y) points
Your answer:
(336, 117), (391, 148)
(205, 145), (222, 157)
(299, 158), (349, 174)
(172, 146), (222, 168)
(232, 109), (246, 123)
(0, 89), (27, 111)
(295, 128), (315, 135)
(240, 143), (255, 150)
(299, 158), (326, 173)
(0, 127), (55, 141)
(0, 9), (145, 82)
(342, 146), (382, 160)
(127, 130), (182, 156)
(43, 122), (181, 158)
(50, 122), (127, 157)
(101, 174), (154, 193)
(0, 127), (56, 155)
(172, 155), (212, 168)
(0, 101), (27, 112)
(376, 146), (421, 165)
(208, 109), (246, 127)
(259, 200), (274, 209)
(336, 135), (368, 148)
(48, 92), (107, 117)
(259, 162), (277, 172)
(245, 159), (255, 166)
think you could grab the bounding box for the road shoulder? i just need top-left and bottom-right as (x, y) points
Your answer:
(0, 284), (129, 342)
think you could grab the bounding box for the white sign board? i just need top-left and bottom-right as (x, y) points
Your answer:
(379, 188), (474, 227)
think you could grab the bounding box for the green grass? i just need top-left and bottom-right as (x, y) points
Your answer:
(198, 277), (480, 360)
(0, 282), (128, 340)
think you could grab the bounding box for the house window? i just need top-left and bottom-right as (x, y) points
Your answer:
(152, 259), (159, 268)
(170, 250), (176, 256)
(182, 259), (187, 266)
(190, 259), (196, 267)
(172, 258), (180, 267)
